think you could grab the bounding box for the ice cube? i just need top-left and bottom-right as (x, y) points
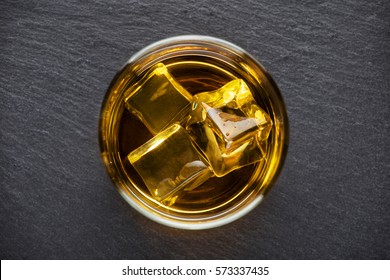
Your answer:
(194, 79), (272, 140)
(127, 124), (212, 205)
(186, 79), (272, 177)
(124, 63), (193, 135)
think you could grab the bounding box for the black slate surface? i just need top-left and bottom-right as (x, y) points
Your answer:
(1, 0), (389, 259)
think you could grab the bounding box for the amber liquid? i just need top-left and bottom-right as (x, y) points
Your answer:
(118, 57), (268, 213)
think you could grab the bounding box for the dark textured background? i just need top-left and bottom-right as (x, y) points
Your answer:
(1, 0), (389, 259)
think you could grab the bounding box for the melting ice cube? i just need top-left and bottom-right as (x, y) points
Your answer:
(186, 79), (272, 177)
(124, 63), (193, 135)
(127, 124), (212, 205)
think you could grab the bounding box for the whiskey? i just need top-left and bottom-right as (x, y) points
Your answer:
(99, 36), (288, 229)
(120, 58), (268, 210)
